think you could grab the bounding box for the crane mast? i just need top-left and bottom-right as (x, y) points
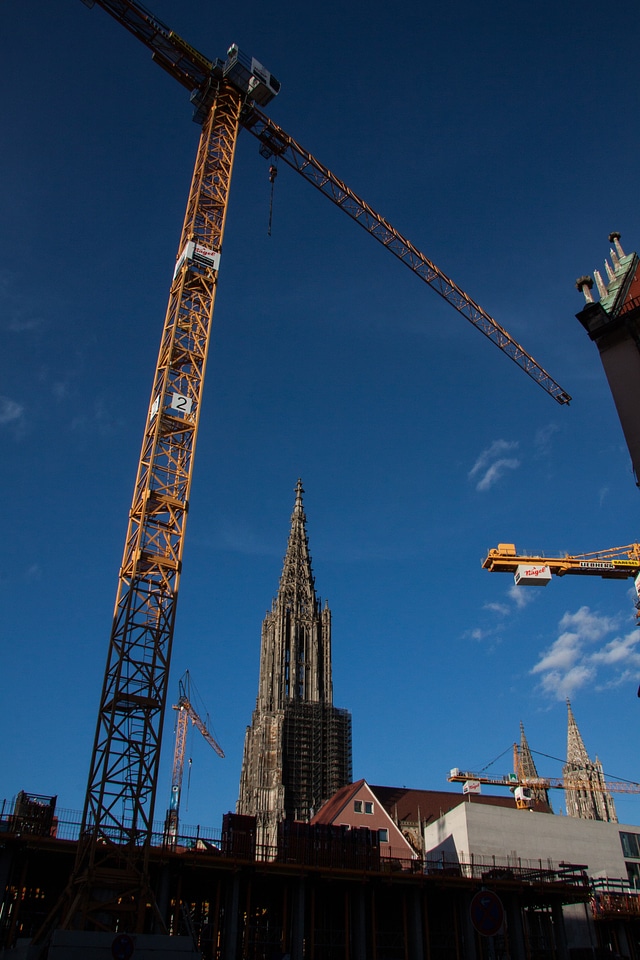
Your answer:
(69, 81), (244, 933)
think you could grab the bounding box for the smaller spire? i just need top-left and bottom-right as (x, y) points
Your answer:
(566, 700), (590, 767)
(609, 231), (625, 259)
(518, 721), (551, 808)
(576, 275), (594, 303)
(594, 268), (608, 299)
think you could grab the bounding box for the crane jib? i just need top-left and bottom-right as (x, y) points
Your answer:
(82, 0), (571, 404)
(240, 106), (571, 405)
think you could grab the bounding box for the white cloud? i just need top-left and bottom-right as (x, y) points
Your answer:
(557, 606), (616, 642)
(0, 396), (24, 426)
(507, 584), (537, 610)
(590, 630), (640, 667)
(531, 631), (581, 675)
(484, 601), (509, 616)
(536, 663), (595, 700)
(0, 271), (43, 332)
(531, 606), (639, 700)
(534, 423), (560, 457)
(469, 440), (520, 491)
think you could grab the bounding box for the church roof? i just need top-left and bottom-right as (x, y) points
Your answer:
(310, 780), (366, 824)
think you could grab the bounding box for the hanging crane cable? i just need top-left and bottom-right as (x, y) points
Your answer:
(268, 162), (278, 237)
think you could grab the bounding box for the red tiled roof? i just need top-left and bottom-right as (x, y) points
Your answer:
(311, 780), (366, 824)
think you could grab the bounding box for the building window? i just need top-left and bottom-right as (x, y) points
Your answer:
(379, 828), (389, 843)
(353, 800), (362, 813)
(627, 862), (640, 889)
(621, 832), (640, 859)
(364, 801), (374, 815)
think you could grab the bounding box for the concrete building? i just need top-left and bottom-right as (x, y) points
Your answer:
(423, 791), (640, 955)
(237, 480), (352, 850)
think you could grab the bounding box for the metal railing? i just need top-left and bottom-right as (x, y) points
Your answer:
(0, 799), (594, 890)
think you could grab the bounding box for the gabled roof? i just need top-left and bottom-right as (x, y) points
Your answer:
(310, 779), (366, 825)
(311, 780), (418, 859)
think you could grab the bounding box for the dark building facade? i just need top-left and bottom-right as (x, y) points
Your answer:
(237, 480), (352, 848)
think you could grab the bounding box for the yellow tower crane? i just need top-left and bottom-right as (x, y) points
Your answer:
(54, 0), (572, 936)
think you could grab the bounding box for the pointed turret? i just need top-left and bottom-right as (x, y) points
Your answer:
(566, 700), (590, 767)
(562, 700), (617, 822)
(575, 234), (640, 484)
(518, 722), (551, 809)
(276, 479), (317, 614)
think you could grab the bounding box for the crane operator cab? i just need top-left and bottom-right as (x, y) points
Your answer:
(223, 44), (280, 105)
(513, 786), (534, 810)
(190, 44), (280, 123)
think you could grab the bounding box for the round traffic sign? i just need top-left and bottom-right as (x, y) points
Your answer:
(470, 889), (504, 936)
(111, 933), (135, 960)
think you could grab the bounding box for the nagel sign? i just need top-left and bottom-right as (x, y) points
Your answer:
(514, 564), (552, 586)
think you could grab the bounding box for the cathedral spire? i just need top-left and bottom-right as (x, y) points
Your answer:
(563, 700), (617, 822)
(566, 699), (590, 766)
(276, 479), (317, 612)
(237, 481), (352, 849)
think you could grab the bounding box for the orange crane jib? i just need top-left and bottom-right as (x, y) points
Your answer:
(482, 543), (640, 581)
(82, 0), (571, 405)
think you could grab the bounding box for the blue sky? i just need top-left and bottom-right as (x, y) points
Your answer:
(3, 0), (640, 831)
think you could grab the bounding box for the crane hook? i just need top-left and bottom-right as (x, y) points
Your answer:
(268, 163), (278, 237)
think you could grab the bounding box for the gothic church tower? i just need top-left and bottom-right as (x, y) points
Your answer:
(518, 721), (551, 809)
(563, 700), (617, 822)
(237, 480), (352, 849)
